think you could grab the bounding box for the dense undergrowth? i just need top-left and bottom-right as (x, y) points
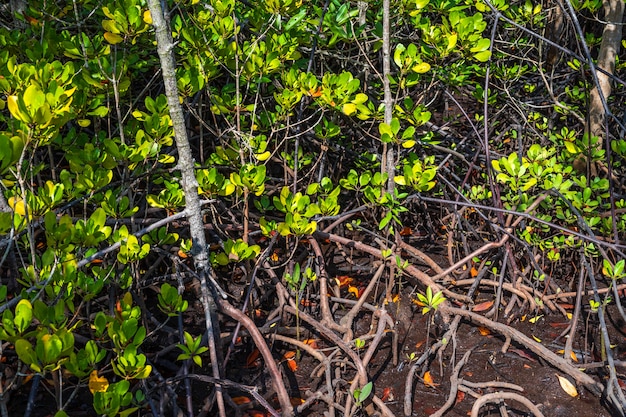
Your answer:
(0, 0), (625, 416)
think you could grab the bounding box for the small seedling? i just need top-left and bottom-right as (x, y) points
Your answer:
(353, 381), (373, 407)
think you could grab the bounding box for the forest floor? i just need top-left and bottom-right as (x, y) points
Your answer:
(8, 232), (624, 417)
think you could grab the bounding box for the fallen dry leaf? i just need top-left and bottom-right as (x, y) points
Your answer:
(381, 387), (394, 401)
(556, 374), (578, 397)
(423, 371), (439, 387)
(302, 339), (319, 349)
(286, 358), (297, 371)
(348, 285), (361, 298)
(290, 397), (305, 406)
(400, 226), (413, 236)
(246, 348), (261, 368)
(556, 349), (579, 362)
(473, 300), (494, 312)
(335, 276), (354, 287)
(284, 351), (298, 371)
(232, 396), (252, 405)
(455, 391), (465, 404)
(478, 326), (491, 336)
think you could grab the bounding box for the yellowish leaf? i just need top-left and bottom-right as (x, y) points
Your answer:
(342, 103), (357, 116)
(88, 370), (109, 394)
(556, 374), (578, 397)
(348, 285), (360, 298)
(8, 196), (27, 217)
(143, 10), (152, 25)
(532, 335), (541, 343)
(256, 151), (271, 161)
(412, 62), (431, 73)
(104, 32), (124, 44)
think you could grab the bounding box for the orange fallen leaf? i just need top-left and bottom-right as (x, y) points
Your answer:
(478, 327), (491, 336)
(423, 371), (439, 387)
(286, 358), (297, 371)
(556, 349), (578, 362)
(415, 340), (425, 349)
(232, 396), (252, 405)
(411, 298), (426, 307)
(455, 391), (465, 404)
(399, 226), (413, 236)
(290, 397), (305, 406)
(381, 387), (394, 401)
(284, 351), (297, 371)
(348, 285), (360, 298)
(303, 339), (319, 349)
(246, 348), (260, 367)
(300, 299), (316, 307)
(335, 276), (354, 287)
(470, 266), (479, 278)
(473, 300), (494, 312)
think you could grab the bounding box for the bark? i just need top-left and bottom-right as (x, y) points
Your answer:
(545, 0), (566, 69)
(145, 2), (226, 416)
(382, 0), (394, 192)
(580, 0), (624, 175)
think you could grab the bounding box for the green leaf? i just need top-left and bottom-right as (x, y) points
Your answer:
(14, 299), (33, 334)
(15, 339), (38, 368)
(359, 381), (373, 403)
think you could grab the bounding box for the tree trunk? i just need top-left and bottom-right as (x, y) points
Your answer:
(580, 0), (624, 175)
(145, 2), (226, 416)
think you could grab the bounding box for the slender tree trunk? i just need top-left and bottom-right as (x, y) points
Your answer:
(145, 2), (226, 416)
(581, 0), (624, 175)
(382, 0), (394, 192)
